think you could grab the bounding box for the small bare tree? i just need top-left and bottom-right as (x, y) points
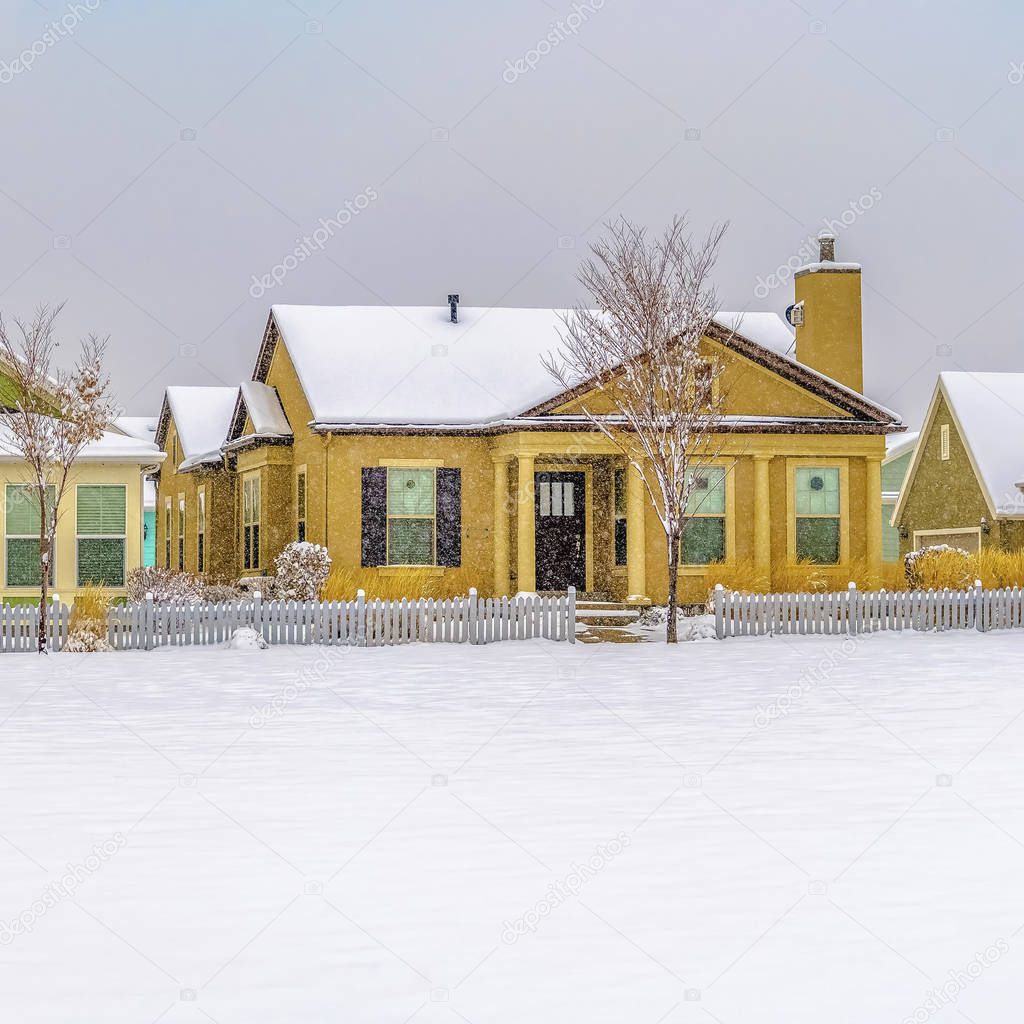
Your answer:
(545, 216), (731, 642)
(0, 305), (115, 652)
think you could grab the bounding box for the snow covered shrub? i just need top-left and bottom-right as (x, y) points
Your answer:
(227, 627), (267, 650)
(65, 619), (111, 653)
(636, 606), (717, 641)
(274, 542), (332, 600)
(202, 582), (244, 603)
(126, 566), (203, 603)
(236, 575), (280, 598)
(905, 545), (973, 590)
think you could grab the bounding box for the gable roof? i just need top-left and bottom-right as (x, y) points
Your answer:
(254, 304), (899, 431)
(155, 386), (238, 471)
(113, 416), (159, 442)
(0, 417), (163, 464)
(894, 372), (1024, 521)
(225, 381), (292, 450)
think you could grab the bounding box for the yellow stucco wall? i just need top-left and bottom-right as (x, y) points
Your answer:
(154, 418), (236, 580)
(0, 460), (147, 603)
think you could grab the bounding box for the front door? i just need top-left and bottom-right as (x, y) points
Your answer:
(535, 471), (585, 591)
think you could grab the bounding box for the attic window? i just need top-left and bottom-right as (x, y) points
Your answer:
(940, 424), (950, 461)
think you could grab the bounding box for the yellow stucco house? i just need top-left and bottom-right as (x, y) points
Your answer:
(155, 235), (902, 603)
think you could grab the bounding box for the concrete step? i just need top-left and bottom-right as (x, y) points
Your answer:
(575, 605), (641, 627)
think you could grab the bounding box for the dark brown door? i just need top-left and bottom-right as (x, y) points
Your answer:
(535, 471), (585, 591)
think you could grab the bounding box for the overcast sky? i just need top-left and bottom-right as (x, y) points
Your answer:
(2, 0), (1023, 428)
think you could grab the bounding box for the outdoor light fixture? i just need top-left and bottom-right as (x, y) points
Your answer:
(981, 517), (991, 535)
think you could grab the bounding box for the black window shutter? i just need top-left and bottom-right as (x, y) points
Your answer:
(361, 467), (387, 567)
(435, 467), (462, 567)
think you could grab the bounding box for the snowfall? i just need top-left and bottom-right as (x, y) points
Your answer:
(2, 630), (1023, 1023)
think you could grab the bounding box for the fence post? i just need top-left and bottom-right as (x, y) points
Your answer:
(714, 584), (725, 639)
(356, 589), (366, 647)
(253, 590), (263, 642)
(975, 579), (985, 633)
(468, 587), (478, 645)
(50, 594), (60, 652)
(144, 591), (154, 651)
(847, 581), (857, 636)
(567, 586), (576, 644)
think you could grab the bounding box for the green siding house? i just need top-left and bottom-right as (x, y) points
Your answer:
(881, 432), (917, 562)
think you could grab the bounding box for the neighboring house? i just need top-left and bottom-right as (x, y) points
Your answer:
(155, 235), (902, 603)
(893, 373), (1024, 554)
(881, 430), (918, 563)
(0, 422), (163, 603)
(153, 387), (238, 580)
(113, 417), (159, 566)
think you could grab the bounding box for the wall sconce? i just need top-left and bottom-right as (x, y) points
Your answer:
(899, 526), (909, 541)
(981, 517), (991, 536)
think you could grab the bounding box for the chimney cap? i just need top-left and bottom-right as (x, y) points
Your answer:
(817, 232), (836, 263)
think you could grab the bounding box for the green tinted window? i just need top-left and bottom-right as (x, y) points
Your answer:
(795, 468), (839, 515)
(685, 467), (726, 515)
(77, 485), (126, 535)
(796, 518), (840, 564)
(682, 517), (725, 565)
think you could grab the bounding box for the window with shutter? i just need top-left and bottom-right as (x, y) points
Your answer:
(387, 468), (435, 565)
(436, 467), (461, 568)
(361, 468), (387, 567)
(5, 484), (55, 587)
(76, 484), (126, 586)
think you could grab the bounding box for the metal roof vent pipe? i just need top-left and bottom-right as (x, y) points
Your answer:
(448, 293), (459, 323)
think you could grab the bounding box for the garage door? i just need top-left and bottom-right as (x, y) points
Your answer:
(913, 529), (981, 554)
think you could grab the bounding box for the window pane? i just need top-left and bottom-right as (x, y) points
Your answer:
(681, 516), (725, 565)
(297, 472), (306, 519)
(613, 469), (626, 516)
(388, 469), (434, 515)
(78, 538), (125, 586)
(796, 517), (840, 564)
(388, 518), (433, 565)
(77, 485), (126, 535)
(795, 468), (839, 515)
(7, 538), (50, 587)
(539, 480), (551, 516)
(614, 519), (628, 567)
(562, 481), (574, 516)
(6, 484), (55, 535)
(685, 468), (725, 515)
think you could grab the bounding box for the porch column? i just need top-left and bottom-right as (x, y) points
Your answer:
(492, 456), (511, 596)
(865, 455), (883, 574)
(626, 463), (648, 602)
(753, 456), (771, 573)
(516, 453), (536, 593)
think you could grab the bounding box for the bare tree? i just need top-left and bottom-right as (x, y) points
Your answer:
(545, 216), (731, 642)
(0, 306), (115, 652)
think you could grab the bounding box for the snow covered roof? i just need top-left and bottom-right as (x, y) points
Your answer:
(240, 381), (291, 438)
(265, 304), (859, 428)
(884, 430), (919, 461)
(161, 386), (238, 470)
(941, 373), (1024, 516)
(0, 417), (163, 464)
(113, 416), (158, 442)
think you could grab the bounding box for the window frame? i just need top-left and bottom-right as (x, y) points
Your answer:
(242, 473), (261, 571)
(385, 466), (437, 567)
(679, 463), (733, 569)
(75, 483), (127, 588)
(787, 458), (849, 566)
(164, 497), (172, 568)
(613, 467), (627, 568)
(4, 483), (55, 588)
(177, 494), (185, 571)
(197, 486), (206, 574)
(295, 466), (307, 543)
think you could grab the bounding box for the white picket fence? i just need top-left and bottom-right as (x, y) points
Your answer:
(713, 581), (1024, 639)
(0, 588), (576, 652)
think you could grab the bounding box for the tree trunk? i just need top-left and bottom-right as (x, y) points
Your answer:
(38, 531), (49, 655)
(666, 529), (680, 644)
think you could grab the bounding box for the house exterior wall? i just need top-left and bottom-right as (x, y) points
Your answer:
(154, 417), (237, 580)
(895, 394), (997, 555)
(0, 461), (146, 603)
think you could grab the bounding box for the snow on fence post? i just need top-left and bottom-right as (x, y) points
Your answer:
(714, 584), (725, 639)
(567, 586), (576, 644)
(144, 591), (154, 651)
(974, 579), (985, 633)
(356, 589), (366, 647)
(468, 587), (479, 645)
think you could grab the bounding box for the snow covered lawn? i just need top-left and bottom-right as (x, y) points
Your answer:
(2, 630), (1024, 1022)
